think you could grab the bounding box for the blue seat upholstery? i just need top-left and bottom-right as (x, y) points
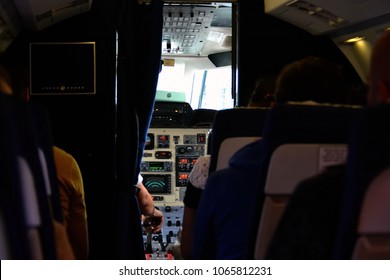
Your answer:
(192, 104), (361, 259)
(252, 104), (361, 259)
(333, 104), (390, 259)
(208, 107), (270, 174)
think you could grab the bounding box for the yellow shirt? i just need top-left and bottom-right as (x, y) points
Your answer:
(53, 146), (88, 259)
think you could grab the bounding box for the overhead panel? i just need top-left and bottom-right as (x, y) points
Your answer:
(265, 0), (390, 35)
(162, 4), (216, 56)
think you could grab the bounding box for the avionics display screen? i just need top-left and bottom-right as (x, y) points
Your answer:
(142, 174), (171, 194)
(147, 162), (165, 172)
(30, 42), (96, 95)
(145, 133), (154, 150)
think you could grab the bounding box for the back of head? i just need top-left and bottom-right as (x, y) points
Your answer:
(0, 52), (29, 101)
(368, 30), (390, 105)
(247, 75), (276, 108)
(274, 56), (348, 105)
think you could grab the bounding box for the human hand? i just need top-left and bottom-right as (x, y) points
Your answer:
(142, 208), (164, 233)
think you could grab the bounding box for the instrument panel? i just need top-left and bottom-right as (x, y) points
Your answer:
(141, 127), (210, 259)
(141, 128), (209, 204)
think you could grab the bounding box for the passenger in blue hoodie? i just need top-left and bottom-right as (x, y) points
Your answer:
(192, 139), (265, 259)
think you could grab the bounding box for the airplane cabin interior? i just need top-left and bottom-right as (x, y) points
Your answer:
(1, 0), (390, 260)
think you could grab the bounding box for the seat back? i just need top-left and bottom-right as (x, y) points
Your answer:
(216, 136), (261, 171)
(334, 104), (390, 259)
(255, 143), (347, 259)
(352, 168), (390, 259)
(0, 95), (58, 259)
(189, 108), (217, 128)
(29, 103), (63, 223)
(0, 210), (10, 259)
(208, 107), (269, 174)
(251, 104), (361, 259)
(0, 95), (31, 259)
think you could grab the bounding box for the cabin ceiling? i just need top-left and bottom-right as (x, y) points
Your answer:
(0, 0), (233, 56)
(1, 0), (390, 56)
(0, 0), (92, 53)
(13, 0), (92, 32)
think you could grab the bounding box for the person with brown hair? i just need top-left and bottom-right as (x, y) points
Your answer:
(274, 56), (348, 105)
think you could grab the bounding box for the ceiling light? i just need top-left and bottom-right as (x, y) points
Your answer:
(342, 36), (365, 44)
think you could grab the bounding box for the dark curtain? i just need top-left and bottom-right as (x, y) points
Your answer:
(114, 0), (163, 259)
